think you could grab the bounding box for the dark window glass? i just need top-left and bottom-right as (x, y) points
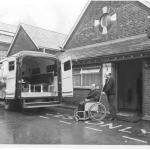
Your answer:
(47, 65), (54, 72)
(32, 68), (40, 75)
(64, 60), (71, 71)
(8, 61), (15, 71)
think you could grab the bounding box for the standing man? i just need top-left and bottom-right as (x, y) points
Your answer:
(103, 73), (117, 120)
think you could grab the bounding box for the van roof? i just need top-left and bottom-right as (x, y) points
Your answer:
(9, 51), (57, 59)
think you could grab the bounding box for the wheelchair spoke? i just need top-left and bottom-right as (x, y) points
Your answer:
(89, 103), (106, 121)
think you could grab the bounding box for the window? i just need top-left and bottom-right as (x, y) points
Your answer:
(73, 66), (101, 88)
(8, 61), (15, 71)
(64, 60), (71, 71)
(47, 65), (54, 72)
(32, 68), (40, 75)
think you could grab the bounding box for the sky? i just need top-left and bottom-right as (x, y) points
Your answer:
(0, 0), (88, 35)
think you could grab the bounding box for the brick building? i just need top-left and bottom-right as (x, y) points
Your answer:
(59, 1), (150, 121)
(0, 22), (16, 60)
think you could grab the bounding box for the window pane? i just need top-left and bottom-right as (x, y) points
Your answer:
(82, 73), (101, 86)
(73, 74), (81, 86)
(9, 61), (15, 71)
(47, 65), (54, 72)
(64, 60), (71, 71)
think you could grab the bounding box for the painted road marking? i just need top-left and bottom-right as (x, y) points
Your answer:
(59, 120), (72, 125)
(62, 115), (73, 120)
(140, 129), (150, 134)
(119, 127), (132, 133)
(46, 113), (54, 116)
(122, 136), (148, 144)
(85, 127), (102, 132)
(100, 123), (123, 129)
(53, 114), (64, 118)
(39, 116), (49, 119)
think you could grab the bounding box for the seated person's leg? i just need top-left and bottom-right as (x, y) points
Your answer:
(77, 100), (85, 118)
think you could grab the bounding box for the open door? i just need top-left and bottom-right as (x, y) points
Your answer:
(5, 57), (17, 99)
(61, 56), (73, 97)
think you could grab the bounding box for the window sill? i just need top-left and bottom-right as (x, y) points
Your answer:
(73, 86), (91, 90)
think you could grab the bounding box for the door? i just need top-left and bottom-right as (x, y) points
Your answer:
(5, 57), (17, 99)
(61, 56), (73, 97)
(117, 60), (142, 112)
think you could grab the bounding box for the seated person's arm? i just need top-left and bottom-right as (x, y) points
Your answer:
(86, 90), (95, 99)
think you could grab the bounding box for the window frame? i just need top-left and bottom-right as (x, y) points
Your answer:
(72, 66), (101, 89)
(8, 61), (15, 71)
(64, 60), (71, 71)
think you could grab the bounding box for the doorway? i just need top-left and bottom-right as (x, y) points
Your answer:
(117, 59), (143, 114)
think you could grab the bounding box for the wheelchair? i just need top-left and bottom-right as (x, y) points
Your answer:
(74, 91), (107, 122)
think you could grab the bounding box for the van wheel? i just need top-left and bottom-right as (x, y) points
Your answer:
(4, 100), (11, 110)
(14, 100), (23, 112)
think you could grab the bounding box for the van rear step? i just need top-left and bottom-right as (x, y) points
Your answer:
(24, 101), (61, 108)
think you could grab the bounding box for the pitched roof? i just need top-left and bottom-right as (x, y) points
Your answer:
(21, 24), (66, 50)
(59, 34), (150, 61)
(62, 0), (150, 49)
(0, 22), (17, 44)
(0, 22), (17, 34)
(62, 0), (91, 48)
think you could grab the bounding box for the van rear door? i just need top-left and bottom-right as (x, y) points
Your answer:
(5, 57), (16, 99)
(61, 56), (73, 97)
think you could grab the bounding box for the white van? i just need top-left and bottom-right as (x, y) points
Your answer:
(0, 51), (62, 110)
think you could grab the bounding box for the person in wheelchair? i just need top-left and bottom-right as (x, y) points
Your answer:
(77, 84), (100, 118)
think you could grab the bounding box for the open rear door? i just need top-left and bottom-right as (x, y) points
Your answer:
(61, 56), (73, 97)
(5, 57), (17, 99)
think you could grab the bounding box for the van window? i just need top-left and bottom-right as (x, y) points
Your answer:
(8, 61), (15, 71)
(64, 60), (71, 71)
(32, 68), (40, 75)
(47, 65), (54, 72)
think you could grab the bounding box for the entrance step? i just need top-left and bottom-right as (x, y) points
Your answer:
(117, 112), (141, 122)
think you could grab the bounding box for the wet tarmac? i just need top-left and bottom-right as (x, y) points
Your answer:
(0, 107), (150, 145)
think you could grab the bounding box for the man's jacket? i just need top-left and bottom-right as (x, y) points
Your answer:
(87, 89), (100, 101)
(103, 77), (115, 95)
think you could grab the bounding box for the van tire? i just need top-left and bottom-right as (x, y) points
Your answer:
(4, 100), (11, 110)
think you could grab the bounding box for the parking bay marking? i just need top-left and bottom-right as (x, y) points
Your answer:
(39, 116), (49, 119)
(46, 113), (54, 116)
(59, 120), (72, 125)
(85, 127), (102, 132)
(122, 136), (148, 144)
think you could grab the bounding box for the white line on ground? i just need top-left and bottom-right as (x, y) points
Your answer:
(59, 120), (72, 125)
(85, 127), (102, 132)
(46, 113), (54, 116)
(53, 115), (64, 118)
(39, 116), (49, 119)
(122, 136), (148, 144)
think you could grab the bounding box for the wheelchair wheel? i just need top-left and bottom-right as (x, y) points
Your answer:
(89, 102), (106, 121)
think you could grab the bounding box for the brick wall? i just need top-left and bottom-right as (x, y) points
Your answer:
(64, 1), (150, 49)
(62, 88), (90, 105)
(143, 61), (150, 117)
